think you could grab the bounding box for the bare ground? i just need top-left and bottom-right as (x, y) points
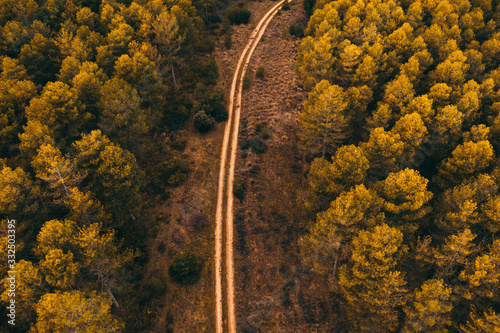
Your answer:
(137, 2), (297, 332)
(231, 2), (343, 332)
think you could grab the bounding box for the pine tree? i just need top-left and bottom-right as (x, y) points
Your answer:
(299, 80), (350, 158)
(77, 223), (135, 307)
(361, 127), (405, 177)
(403, 279), (453, 333)
(302, 184), (384, 276)
(0, 259), (42, 330)
(376, 168), (433, 224)
(338, 223), (407, 332)
(34, 291), (124, 332)
(462, 309), (500, 332)
(436, 140), (494, 187)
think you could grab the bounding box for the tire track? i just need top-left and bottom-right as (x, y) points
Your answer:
(214, 1), (289, 332)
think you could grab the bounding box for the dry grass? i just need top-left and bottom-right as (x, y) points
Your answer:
(230, 1), (344, 332)
(136, 1), (293, 332)
(138, 126), (224, 332)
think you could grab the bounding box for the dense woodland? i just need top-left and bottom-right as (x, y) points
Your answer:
(0, 0), (229, 331)
(3, 0), (500, 330)
(297, 0), (500, 331)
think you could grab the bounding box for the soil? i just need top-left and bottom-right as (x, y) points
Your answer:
(229, 1), (344, 332)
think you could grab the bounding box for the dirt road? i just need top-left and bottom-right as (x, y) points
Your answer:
(214, 1), (289, 332)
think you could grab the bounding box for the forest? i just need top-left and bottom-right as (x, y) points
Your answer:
(0, 0), (228, 331)
(297, 0), (500, 330)
(2, 0), (500, 330)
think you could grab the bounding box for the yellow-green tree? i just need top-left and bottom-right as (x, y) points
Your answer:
(98, 78), (148, 149)
(435, 228), (477, 278)
(34, 291), (124, 332)
(391, 112), (429, 166)
(18, 120), (55, 158)
(0, 166), (39, 218)
(376, 168), (432, 228)
(95, 145), (143, 219)
(361, 127), (405, 177)
(35, 219), (78, 257)
(460, 239), (500, 300)
(77, 223), (135, 307)
(383, 74), (415, 114)
(299, 80), (350, 158)
(65, 187), (111, 226)
(0, 260), (43, 325)
(25, 81), (88, 141)
(339, 223), (407, 332)
(305, 144), (369, 210)
(152, 9), (183, 88)
(39, 248), (80, 289)
(403, 279), (453, 333)
(31, 144), (84, 200)
(296, 35), (337, 90)
(301, 184), (384, 276)
(462, 309), (500, 332)
(113, 52), (165, 108)
(436, 140), (494, 187)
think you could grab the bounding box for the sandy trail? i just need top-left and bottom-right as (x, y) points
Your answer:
(214, 1), (288, 332)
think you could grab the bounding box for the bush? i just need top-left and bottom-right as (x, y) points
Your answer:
(233, 176), (246, 200)
(161, 157), (191, 186)
(282, 1), (291, 10)
(240, 137), (267, 154)
(190, 213), (209, 229)
(194, 110), (216, 133)
(168, 250), (202, 284)
(221, 17), (231, 34)
(207, 15), (222, 24)
(256, 65), (266, 79)
(224, 33), (232, 49)
(195, 37), (215, 53)
(227, 4), (251, 25)
(146, 277), (167, 296)
(169, 133), (187, 151)
(289, 21), (305, 37)
(194, 83), (227, 121)
(243, 69), (252, 90)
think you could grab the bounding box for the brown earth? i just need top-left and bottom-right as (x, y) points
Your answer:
(229, 2), (344, 332)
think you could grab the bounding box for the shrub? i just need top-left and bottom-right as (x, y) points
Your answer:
(194, 110), (216, 133)
(161, 157), (191, 186)
(224, 33), (232, 49)
(168, 250), (202, 284)
(195, 37), (215, 53)
(240, 137), (267, 154)
(227, 4), (251, 25)
(207, 15), (222, 24)
(289, 21), (305, 37)
(157, 242), (167, 253)
(169, 133), (187, 151)
(233, 176), (246, 200)
(243, 69), (252, 90)
(147, 277), (167, 296)
(190, 213), (209, 229)
(221, 17), (231, 34)
(256, 65), (266, 79)
(260, 127), (271, 140)
(194, 83), (227, 121)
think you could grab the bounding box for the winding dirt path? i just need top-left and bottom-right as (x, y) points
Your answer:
(214, 1), (289, 332)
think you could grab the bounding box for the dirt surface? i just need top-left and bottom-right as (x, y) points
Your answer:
(229, 2), (344, 332)
(138, 129), (221, 333)
(215, 1), (291, 332)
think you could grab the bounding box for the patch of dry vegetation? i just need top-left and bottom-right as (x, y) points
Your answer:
(232, 1), (344, 331)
